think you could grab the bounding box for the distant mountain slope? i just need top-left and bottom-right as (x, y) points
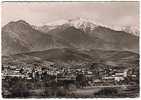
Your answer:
(2, 31), (30, 55)
(89, 26), (139, 52)
(2, 20), (73, 55)
(52, 27), (96, 49)
(45, 26), (139, 53)
(35, 18), (139, 53)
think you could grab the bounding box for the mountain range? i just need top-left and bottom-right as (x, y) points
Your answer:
(2, 18), (139, 66)
(2, 18), (139, 56)
(34, 18), (139, 36)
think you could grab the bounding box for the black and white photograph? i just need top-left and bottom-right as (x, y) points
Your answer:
(1, 1), (140, 98)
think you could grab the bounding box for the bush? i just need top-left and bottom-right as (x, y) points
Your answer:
(56, 86), (68, 97)
(8, 80), (30, 98)
(94, 87), (118, 97)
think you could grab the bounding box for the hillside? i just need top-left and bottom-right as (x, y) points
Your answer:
(2, 48), (139, 67)
(2, 20), (73, 55)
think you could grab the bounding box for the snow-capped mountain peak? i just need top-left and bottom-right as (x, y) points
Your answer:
(68, 17), (98, 31)
(45, 18), (99, 32)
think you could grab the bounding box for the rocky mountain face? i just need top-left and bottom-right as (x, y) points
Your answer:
(2, 19), (139, 56)
(36, 18), (139, 53)
(2, 20), (73, 55)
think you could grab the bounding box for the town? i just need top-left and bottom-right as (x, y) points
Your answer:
(2, 61), (139, 98)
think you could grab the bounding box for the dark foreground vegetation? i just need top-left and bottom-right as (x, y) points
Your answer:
(2, 76), (139, 98)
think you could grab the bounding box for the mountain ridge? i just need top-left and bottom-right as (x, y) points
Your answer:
(2, 20), (74, 55)
(37, 18), (139, 36)
(2, 19), (139, 56)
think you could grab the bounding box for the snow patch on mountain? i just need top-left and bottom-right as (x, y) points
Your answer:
(68, 17), (98, 32)
(121, 26), (139, 36)
(111, 26), (139, 36)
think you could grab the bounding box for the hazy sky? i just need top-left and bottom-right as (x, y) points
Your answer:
(2, 1), (139, 28)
